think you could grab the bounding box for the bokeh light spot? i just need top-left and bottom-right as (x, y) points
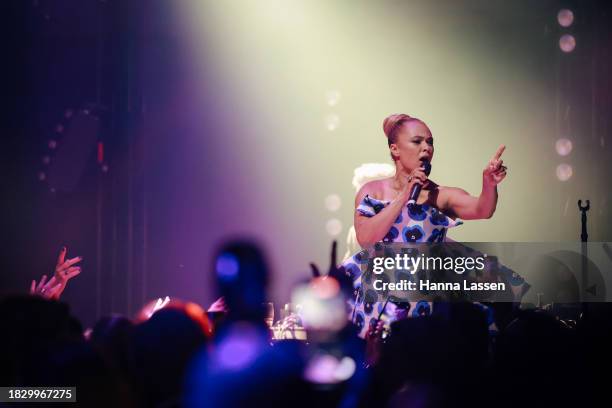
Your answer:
(557, 9), (574, 27)
(325, 194), (341, 212)
(555, 138), (573, 156)
(326, 90), (341, 106)
(559, 34), (576, 53)
(325, 114), (340, 131)
(326, 218), (342, 236)
(556, 163), (573, 181)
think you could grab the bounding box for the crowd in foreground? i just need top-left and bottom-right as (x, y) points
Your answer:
(1, 241), (611, 408)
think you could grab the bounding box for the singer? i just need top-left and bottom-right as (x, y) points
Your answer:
(354, 113), (507, 247)
(342, 113), (507, 337)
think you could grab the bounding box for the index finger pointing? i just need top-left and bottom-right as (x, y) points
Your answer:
(492, 145), (506, 160)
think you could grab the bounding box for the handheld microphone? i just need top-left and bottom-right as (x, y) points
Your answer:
(407, 160), (431, 207)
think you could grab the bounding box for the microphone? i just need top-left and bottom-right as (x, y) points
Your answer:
(407, 160), (431, 207)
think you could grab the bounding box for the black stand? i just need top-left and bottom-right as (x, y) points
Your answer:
(578, 200), (590, 243)
(578, 200), (590, 305)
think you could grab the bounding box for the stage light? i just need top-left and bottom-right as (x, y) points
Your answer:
(326, 218), (342, 236)
(326, 90), (341, 107)
(42, 155), (51, 165)
(64, 109), (73, 119)
(325, 114), (340, 131)
(37, 171), (46, 181)
(557, 9), (574, 27)
(556, 163), (573, 181)
(101, 164), (109, 173)
(555, 138), (573, 156)
(324, 194), (341, 212)
(48, 139), (57, 149)
(55, 124), (64, 134)
(559, 34), (576, 53)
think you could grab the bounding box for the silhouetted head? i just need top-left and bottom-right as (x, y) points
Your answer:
(213, 239), (270, 323)
(129, 307), (210, 407)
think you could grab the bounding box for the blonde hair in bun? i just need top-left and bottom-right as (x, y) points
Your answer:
(382, 113), (421, 146)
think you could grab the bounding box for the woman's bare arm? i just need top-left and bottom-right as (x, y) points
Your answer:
(354, 169), (428, 247)
(444, 145), (507, 220)
(443, 184), (497, 220)
(354, 186), (406, 247)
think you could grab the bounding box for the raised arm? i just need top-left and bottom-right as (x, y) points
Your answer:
(445, 145), (507, 220)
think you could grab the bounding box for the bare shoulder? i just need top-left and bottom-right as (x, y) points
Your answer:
(354, 179), (387, 207)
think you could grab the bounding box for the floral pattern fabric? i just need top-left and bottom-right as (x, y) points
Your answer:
(342, 195), (501, 338)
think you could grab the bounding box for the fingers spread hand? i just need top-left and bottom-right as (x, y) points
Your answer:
(58, 256), (82, 271)
(65, 267), (81, 279)
(43, 276), (58, 291)
(208, 296), (228, 313)
(48, 283), (63, 299)
(37, 275), (48, 291)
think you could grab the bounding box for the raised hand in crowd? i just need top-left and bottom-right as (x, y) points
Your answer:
(29, 246), (82, 300)
(207, 296), (228, 313)
(30, 274), (62, 299)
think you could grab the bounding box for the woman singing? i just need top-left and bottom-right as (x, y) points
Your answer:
(342, 113), (508, 337)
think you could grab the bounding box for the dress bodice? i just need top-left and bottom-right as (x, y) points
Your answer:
(356, 194), (463, 244)
(342, 195), (465, 337)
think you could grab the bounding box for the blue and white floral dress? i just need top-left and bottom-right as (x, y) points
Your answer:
(341, 194), (499, 338)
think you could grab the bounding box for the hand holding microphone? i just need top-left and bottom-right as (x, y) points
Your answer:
(402, 160), (431, 207)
